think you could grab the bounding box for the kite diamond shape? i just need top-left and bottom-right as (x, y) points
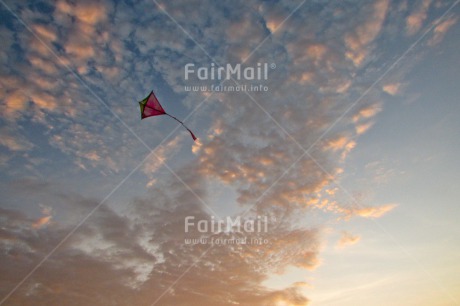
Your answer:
(139, 91), (197, 141)
(139, 91), (165, 118)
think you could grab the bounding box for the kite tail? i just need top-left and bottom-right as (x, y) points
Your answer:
(188, 129), (197, 141)
(165, 113), (197, 141)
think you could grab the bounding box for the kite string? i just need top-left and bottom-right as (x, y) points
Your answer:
(165, 113), (195, 136)
(165, 112), (186, 127)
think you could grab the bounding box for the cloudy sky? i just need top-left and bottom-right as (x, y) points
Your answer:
(0, 0), (459, 305)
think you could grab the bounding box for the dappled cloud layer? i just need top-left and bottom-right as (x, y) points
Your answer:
(0, 0), (457, 305)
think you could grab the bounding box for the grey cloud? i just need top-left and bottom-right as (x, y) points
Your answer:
(1, 169), (321, 305)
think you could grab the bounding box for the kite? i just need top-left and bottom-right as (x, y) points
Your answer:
(139, 91), (197, 141)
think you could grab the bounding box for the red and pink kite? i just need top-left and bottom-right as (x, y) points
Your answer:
(139, 91), (197, 141)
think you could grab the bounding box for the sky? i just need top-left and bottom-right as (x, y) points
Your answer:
(0, 0), (459, 305)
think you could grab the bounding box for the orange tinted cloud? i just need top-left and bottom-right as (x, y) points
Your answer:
(429, 16), (458, 46)
(382, 83), (401, 95)
(353, 104), (382, 123)
(355, 121), (374, 135)
(32, 215), (52, 229)
(33, 24), (58, 41)
(0, 129), (33, 151)
(406, 0), (431, 35)
(3, 90), (29, 117)
(337, 231), (361, 248)
(56, 0), (108, 25)
(346, 203), (397, 219)
(345, 0), (389, 66)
